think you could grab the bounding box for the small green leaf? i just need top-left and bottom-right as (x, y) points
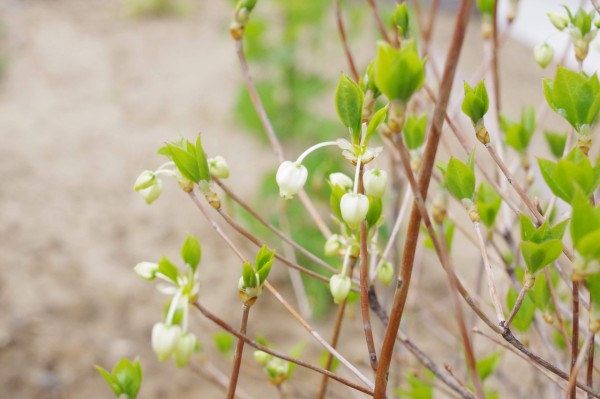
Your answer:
(403, 113), (427, 150)
(395, 373), (434, 399)
(505, 107), (536, 152)
(423, 220), (454, 252)
(213, 332), (235, 355)
(520, 239), (562, 274)
(158, 256), (180, 283)
(477, 182), (502, 228)
(242, 261), (257, 288)
(519, 214), (536, 242)
(373, 41), (426, 103)
(366, 196), (382, 228)
(528, 272), (552, 312)
(392, 3), (410, 38)
(95, 366), (121, 397)
(181, 235), (201, 272)
(112, 358), (142, 399)
(319, 349), (340, 372)
(538, 158), (570, 202)
(335, 73), (364, 143)
(462, 81), (489, 124)
(255, 245), (275, 271)
(195, 135), (211, 182)
(476, 352), (501, 381)
(365, 105), (388, 144)
(167, 143), (200, 183)
(476, 0), (494, 15)
(445, 157), (476, 200)
(329, 183), (346, 220)
(544, 131), (567, 158)
(506, 286), (535, 332)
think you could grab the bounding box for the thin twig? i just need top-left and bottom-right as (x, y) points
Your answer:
(366, 0), (391, 43)
(333, 0), (359, 82)
(545, 268), (572, 354)
(227, 305), (250, 399)
(571, 282), (580, 399)
(566, 332), (595, 398)
(592, 0), (600, 15)
(374, 3), (474, 396)
(192, 301), (374, 396)
(189, 361), (254, 399)
(474, 221), (505, 326)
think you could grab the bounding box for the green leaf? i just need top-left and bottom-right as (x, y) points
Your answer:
(329, 183), (346, 221)
(520, 239), (562, 274)
(158, 256), (180, 284)
(366, 196), (382, 228)
(544, 131), (567, 158)
(167, 143), (200, 183)
(445, 157), (476, 200)
(543, 66), (600, 132)
(365, 105), (388, 144)
(403, 113), (427, 150)
(462, 81), (489, 124)
(373, 41), (426, 102)
(392, 3), (410, 37)
(255, 245), (275, 271)
(519, 213), (536, 242)
(506, 286), (535, 332)
(423, 220), (454, 252)
(476, 0), (494, 14)
(112, 358), (142, 399)
(395, 373), (434, 399)
(319, 349), (340, 372)
(242, 261), (257, 288)
(335, 73), (364, 143)
(538, 158), (570, 202)
(529, 219), (569, 243)
(195, 135), (211, 182)
(505, 107), (536, 152)
(95, 366), (121, 397)
(213, 332), (235, 355)
(571, 191), (600, 259)
(181, 235), (201, 272)
(477, 182), (502, 228)
(528, 272), (552, 312)
(476, 352), (501, 381)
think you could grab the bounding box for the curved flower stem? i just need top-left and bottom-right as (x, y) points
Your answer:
(192, 301), (374, 396)
(373, 1), (473, 396)
(295, 141), (339, 164)
(227, 305), (250, 399)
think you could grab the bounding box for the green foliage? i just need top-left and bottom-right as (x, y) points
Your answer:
(544, 131), (567, 158)
(528, 271), (554, 312)
(395, 372), (434, 399)
(392, 3), (410, 38)
(538, 148), (600, 204)
(160, 135), (210, 184)
(476, 0), (494, 15)
(335, 74), (364, 144)
(477, 182), (502, 228)
(158, 256), (179, 284)
(519, 214), (566, 274)
(365, 106), (388, 144)
(403, 113), (427, 150)
(543, 66), (600, 132)
(319, 349), (340, 372)
(373, 41), (426, 103)
(502, 107), (536, 153)
(125, 0), (183, 17)
(366, 196), (383, 228)
(423, 220), (454, 252)
(506, 286), (535, 332)
(96, 358), (142, 399)
(213, 332), (235, 355)
(445, 156), (476, 201)
(181, 235), (201, 272)
(571, 191), (600, 263)
(565, 7), (596, 36)
(476, 352), (501, 381)
(462, 81), (489, 124)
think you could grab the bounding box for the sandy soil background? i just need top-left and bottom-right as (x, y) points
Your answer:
(0, 0), (585, 398)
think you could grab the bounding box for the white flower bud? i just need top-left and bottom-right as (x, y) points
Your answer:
(276, 161), (308, 199)
(340, 193), (369, 229)
(376, 260), (394, 285)
(134, 170), (157, 191)
(329, 274), (351, 304)
(364, 169), (388, 198)
(139, 179), (163, 204)
(238, 276), (263, 305)
(173, 333), (197, 367)
(324, 234), (343, 257)
(253, 350), (271, 366)
(533, 43), (554, 68)
(329, 172), (353, 190)
(547, 12), (568, 31)
(151, 322), (182, 361)
(134, 262), (158, 280)
(209, 155), (230, 179)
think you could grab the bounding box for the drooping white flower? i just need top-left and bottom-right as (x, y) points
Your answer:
(173, 333), (197, 367)
(324, 234), (343, 257)
(340, 193), (369, 229)
(329, 274), (351, 304)
(533, 43), (554, 69)
(208, 155), (230, 179)
(134, 262), (158, 280)
(547, 12), (568, 31)
(151, 322), (182, 361)
(139, 179), (163, 204)
(329, 172), (353, 190)
(376, 260), (394, 285)
(364, 169), (388, 198)
(276, 161), (308, 199)
(134, 170), (157, 191)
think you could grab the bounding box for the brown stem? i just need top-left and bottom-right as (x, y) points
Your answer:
(333, 0), (359, 82)
(373, 2), (473, 396)
(366, 0), (391, 43)
(503, 284), (528, 330)
(227, 305), (250, 399)
(189, 361), (254, 399)
(545, 268), (572, 354)
(192, 301), (374, 396)
(572, 282), (580, 399)
(474, 221), (505, 326)
(491, 0), (500, 120)
(567, 332), (595, 398)
(593, 0), (600, 15)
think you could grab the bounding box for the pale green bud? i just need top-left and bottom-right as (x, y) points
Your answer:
(253, 350), (271, 366)
(134, 262), (158, 280)
(364, 169), (388, 198)
(376, 260), (394, 285)
(547, 12), (568, 30)
(533, 43), (554, 68)
(139, 179), (163, 204)
(134, 170), (157, 191)
(329, 274), (351, 304)
(276, 161), (308, 200)
(324, 234), (344, 257)
(208, 155), (230, 179)
(340, 193), (369, 229)
(151, 322), (182, 361)
(173, 333), (197, 367)
(329, 172), (353, 190)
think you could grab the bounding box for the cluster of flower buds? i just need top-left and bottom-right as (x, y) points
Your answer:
(548, 8), (599, 62)
(134, 170), (163, 204)
(151, 323), (199, 367)
(238, 246), (274, 306)
(253, 350), (292, 386)
(533, 43), (554, 69)
(230, 0), (257, 40)
(329, 274), (352, 304)
(208, 155), (230, 179)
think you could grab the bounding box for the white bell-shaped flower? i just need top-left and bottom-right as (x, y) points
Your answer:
(173, 333), (197, 367)
(340, 193), (369, 229)
(134, 170), (157, 191)
(134, 262), (158, 280)
(276, 161), (308, 199)
(329, 274), (351, 304)
(533, 43), (554, 69)
(376, 260), (394, 285)
(209, 155), (230, 179)
(364, 169), (388, 198)
(139, 179), (163, 204)
(329, 172), (353, 190)
(151, 322), (182, 361)
(547, 12), (568, 31)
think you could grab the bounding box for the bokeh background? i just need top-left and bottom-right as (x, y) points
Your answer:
(0, 0), (597, 398)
